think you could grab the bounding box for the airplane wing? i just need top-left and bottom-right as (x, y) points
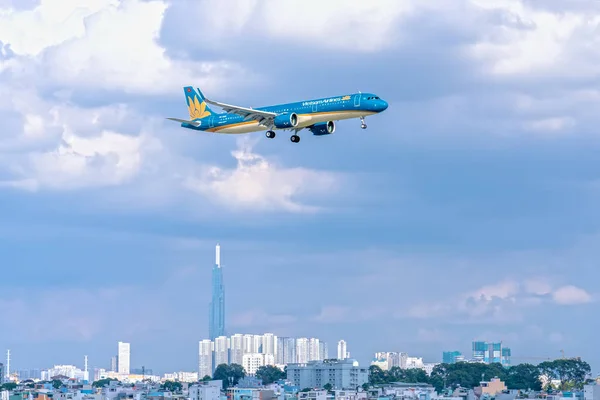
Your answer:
(203, 95), (278, 128)
(166, 117), (202, 127)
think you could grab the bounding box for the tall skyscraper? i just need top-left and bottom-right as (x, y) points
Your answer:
(209, 243), (225, 340)
(117, 342), (130, 374)
(337, 340), (348, 359)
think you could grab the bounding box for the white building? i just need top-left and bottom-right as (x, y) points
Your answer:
(337, 341), (348, 360)
(262, 333), (277, 359)
(118, 342), (130, 375)
(230, 334), (244, 365)
(199, 340), (214, 378)
(334, 390), (368, 400)
(287, 359), (368, 390)
(585, 384), (600, 400)
(189, 384), (221, 400)
(163, 372), (199, 382)
(243, 353), (275, 375)
(214, 336), (229, 367)
(42, 365), (87, 381)
(299, 390), (327, 400)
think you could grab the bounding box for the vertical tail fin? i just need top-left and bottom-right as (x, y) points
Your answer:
(184, 86), (215, 120)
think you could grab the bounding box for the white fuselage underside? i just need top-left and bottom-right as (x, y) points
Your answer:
(211, 110), (376, 134)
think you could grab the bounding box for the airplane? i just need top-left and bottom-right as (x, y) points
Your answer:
(167, 86), (388, 143)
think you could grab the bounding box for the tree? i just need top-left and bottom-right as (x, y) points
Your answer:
(51, 380), (63, 389)
(0, 382), (17, 391)
(255, 365), (285, 385)
(161, 381), (183, 392)
(200, 375), (211, 382)
(505, 364), (542, 391)
(323, 383), (333, 392)
(92, 378), (119, 388)
(538, 359), (591, 390)
(368, 365), (388, 385)
(213, 363), (246, 389)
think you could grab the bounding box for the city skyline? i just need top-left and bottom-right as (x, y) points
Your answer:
(0, 0), (598, 377)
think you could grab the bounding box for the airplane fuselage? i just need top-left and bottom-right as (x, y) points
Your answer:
(181, 92), (388, 134)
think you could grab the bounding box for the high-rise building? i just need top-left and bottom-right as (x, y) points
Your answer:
(230, 334), (244, 365)
(199, 340), (214, 378)
(337, 340), (348, 360)
(214, 336), (229, 367)
(277, 337), (297, 365)
(209, 243), (225, 340)
(472, 341), (510, 365)
(111, 356), (117, 372)
(0, 362), (4, 384)
(443, 351), (464, 364)
(117, 342), (130, 374)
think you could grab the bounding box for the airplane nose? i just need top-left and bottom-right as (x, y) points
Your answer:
(379, 100), (388, 111)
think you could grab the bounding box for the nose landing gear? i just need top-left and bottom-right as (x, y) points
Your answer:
(360, 116), (367, 129)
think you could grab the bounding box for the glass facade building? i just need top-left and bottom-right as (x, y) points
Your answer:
(209, 244), (225, 340)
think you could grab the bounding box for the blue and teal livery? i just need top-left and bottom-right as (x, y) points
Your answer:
(167, 86), (388, 143)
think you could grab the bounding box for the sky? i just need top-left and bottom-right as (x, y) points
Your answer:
(0, 0), (599, 377)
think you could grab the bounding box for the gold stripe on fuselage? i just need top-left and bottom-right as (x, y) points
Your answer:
(205, 110), (376, 134)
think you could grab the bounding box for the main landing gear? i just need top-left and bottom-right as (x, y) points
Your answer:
(265, 130), (300, 143)
(360, 116), (367, 129)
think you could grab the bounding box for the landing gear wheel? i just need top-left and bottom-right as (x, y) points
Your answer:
(361, 124), (367, 129)
(266, 130), (276, 139)
(360, 117), (367, 129)
(290, 134), (300, 143)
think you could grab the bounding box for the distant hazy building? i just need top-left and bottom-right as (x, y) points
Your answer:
(443, 351), (464, 364)
(42, 365), (87, 381)
(277, 337), (297, 365)
(118, 342), (130, 374)
(337, 340), (348, 360)
(0, 363), (4, 384)
(287, 359), (368, 390)
(472, 341), (511, 366)
(371, 352), (405, 370)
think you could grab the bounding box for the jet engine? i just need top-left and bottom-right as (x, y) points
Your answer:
(309, 121), (335, 136)
(273, 113), (299, 129)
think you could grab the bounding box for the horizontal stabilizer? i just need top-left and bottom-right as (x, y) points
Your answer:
(166, 117), (201, 127)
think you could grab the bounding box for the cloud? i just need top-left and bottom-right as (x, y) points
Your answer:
(1, 0), (252, 95)
(468, 0), (600, 79)
(552, 285), (592, 305)
(166, 0), (417, 53)
(405, 279), (595, 323)
(183, 137), (341, 213)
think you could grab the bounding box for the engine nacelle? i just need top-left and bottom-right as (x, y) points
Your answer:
(310, 121), (335, 136)
(273, 113), (298, 129)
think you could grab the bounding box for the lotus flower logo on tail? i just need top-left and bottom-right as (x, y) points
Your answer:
(188, 95), (211, 119)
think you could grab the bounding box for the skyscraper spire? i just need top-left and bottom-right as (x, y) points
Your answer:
(216, 243), (221, 268)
